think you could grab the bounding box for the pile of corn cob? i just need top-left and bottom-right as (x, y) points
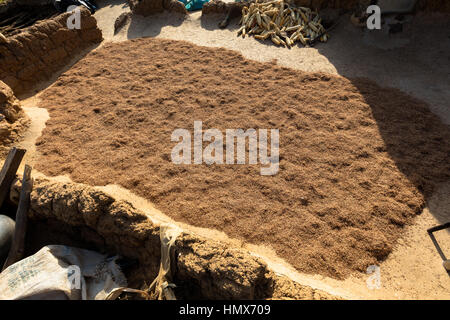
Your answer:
(237, 0), (328, 47)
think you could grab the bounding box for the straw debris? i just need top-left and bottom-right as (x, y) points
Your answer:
(238, 0), (328, 47)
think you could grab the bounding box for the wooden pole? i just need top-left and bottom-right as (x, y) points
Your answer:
(2, 165), (33, 271)
(0, 147), (26, 209)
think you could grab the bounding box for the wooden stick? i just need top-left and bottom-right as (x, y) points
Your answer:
(2, 165), (33, 271)
(0, 148), (26, 209)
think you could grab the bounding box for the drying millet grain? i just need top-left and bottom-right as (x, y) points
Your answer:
(35, 38), (450, 279)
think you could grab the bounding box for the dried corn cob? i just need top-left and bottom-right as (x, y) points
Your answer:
(238, 0), (329, 47)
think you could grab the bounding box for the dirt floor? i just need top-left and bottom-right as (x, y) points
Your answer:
(8, 0), (450, 299)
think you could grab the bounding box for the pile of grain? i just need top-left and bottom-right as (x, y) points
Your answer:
(35, 38), (450, 279)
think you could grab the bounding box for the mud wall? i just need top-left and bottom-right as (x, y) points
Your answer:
(127, 0), (188, 16)
(0, 7), (102, 96)
(0, 81), (28, 156)
(10, 177), (339, 300)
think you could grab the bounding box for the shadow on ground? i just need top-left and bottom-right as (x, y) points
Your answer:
(352, 77), (450, 226)
(127, 11), (185, 39)
(311, 13), (450, 226)
(314, 14), (450, 123)
(97, 0), (129, 10)
(17, 43), (101, 100)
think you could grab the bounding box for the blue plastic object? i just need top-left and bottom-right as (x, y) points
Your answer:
(179, 0), (210, 11)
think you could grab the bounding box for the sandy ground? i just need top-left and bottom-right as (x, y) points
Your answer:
(9, 0), (450, 299)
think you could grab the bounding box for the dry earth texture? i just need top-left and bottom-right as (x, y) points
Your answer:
(0, 80), (28, 156)
(35, 38), (450, 279)
(0, 7), (102, 95)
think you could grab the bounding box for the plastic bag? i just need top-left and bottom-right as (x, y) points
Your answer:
(0, 245), (126, 300)
(179, 0), (210, 11)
